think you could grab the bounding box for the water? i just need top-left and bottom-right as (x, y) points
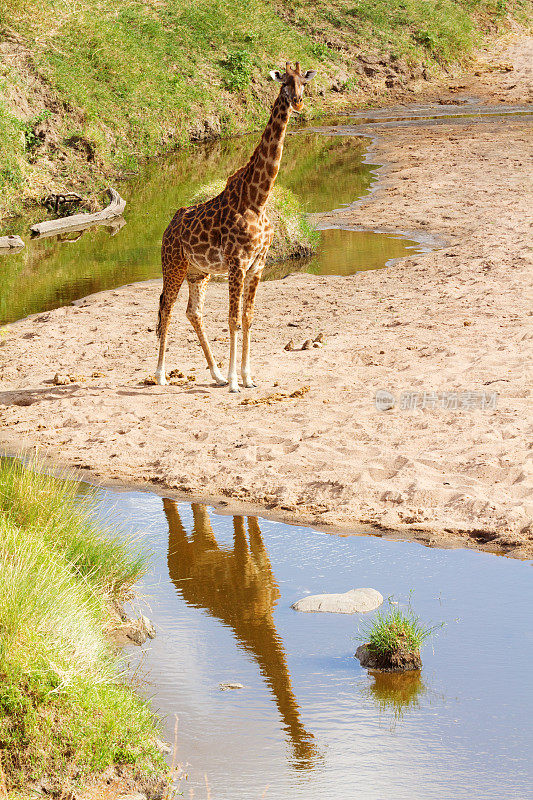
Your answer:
(3, 103), (531, 326)
(91, 487), (533, 800)
(0, 128), (424, 326)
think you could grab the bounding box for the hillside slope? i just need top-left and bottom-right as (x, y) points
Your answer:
(0, 0), (526, 218)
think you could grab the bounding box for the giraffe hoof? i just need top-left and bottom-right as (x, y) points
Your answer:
(211, 366), (228, 386)
(243, 380), (256, 389)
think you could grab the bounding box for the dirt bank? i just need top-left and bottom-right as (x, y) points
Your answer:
(0, 35), (531, 558)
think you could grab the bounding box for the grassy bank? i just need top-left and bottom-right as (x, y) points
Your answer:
(0, 0), (526, 218)
(0, 457), (165, 794)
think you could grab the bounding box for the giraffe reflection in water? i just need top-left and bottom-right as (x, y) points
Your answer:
(164, 499), (319, 768)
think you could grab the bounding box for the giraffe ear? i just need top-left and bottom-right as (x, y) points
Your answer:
(269, 70), (284, 82)
(303, 70), (317, 83)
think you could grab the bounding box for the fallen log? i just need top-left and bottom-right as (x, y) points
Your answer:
(30, 188), (126, 239)
(0, 235), (25, 251)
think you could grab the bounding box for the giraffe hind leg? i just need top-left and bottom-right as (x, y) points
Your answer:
(155, 255), (187, 385)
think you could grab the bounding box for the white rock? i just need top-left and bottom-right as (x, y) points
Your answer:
(0, 234), (24, 250)
(291, 588), (383, 614)
(140, 615), (156, 639)
(155, 738), (172, 754)
(219, 682), (244, 691)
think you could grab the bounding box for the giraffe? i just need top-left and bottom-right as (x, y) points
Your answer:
(155, 61), (317, 392)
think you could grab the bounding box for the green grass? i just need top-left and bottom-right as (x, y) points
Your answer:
(192, 180), (320, 261)
(360, 605), (440, 656)
(0, 457), (164, 792)
(0, 92), (25, 213)
(0, 0), (527, 217)
(344, 0), (510, 62)
(0, 456), (147, 596)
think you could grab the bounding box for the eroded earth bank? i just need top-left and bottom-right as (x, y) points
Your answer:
(1, 35), (531, 558)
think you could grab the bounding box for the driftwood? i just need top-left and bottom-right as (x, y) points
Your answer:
(0, 235), (25, 252)
(30, 188), (126, 239)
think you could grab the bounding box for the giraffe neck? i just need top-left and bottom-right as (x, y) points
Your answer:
(241, 89), (291, 212)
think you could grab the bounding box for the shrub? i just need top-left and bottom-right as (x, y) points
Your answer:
(360, 605), (441, 656)
(221, 49), (253, 93)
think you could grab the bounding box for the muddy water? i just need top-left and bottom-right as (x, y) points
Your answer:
(92, 488), (532, 800)
(0, 128), (423, 326)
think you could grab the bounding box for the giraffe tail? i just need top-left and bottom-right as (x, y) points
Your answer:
(156, 292), (165, 340)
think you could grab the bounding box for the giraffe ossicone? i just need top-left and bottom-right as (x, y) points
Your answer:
(155, 62), (317, 392)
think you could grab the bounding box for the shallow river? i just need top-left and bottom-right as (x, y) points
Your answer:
(92, 487), (532, 800)
(3, 102), (530, 325)
(0, 125), (425, 325)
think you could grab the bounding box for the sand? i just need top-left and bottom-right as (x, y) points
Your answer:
(1, 33), (531, 558)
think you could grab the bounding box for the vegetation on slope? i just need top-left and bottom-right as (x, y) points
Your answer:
(0, 0), (526, 217)
(0, 457), (165, 793)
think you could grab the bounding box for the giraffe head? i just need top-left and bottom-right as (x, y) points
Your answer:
(269, 62), (317, 113)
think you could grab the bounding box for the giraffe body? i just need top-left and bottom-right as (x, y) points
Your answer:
(155, 63), (316, 392)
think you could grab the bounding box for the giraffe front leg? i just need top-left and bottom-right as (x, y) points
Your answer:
(227, 262), (246, 392)
(241, 259), (265, 388)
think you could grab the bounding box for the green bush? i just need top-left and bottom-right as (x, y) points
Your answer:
(222, 49), (254, 93)
(360, 605), (441, 655)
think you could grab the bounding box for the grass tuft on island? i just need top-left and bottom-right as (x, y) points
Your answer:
(356, 605), (441, 672)
(0, 456), (165, 794)
(192, 180), (319, 264)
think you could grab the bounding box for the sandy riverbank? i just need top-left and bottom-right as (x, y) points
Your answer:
(1, 34), (531, 558)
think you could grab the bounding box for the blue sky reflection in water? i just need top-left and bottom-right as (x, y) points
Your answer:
(92, 488), (533, 800)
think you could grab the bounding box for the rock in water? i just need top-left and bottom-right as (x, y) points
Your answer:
(140, 614), (156, 639)
(292, 588), (383, 614)
(219, 682), (244, 691)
